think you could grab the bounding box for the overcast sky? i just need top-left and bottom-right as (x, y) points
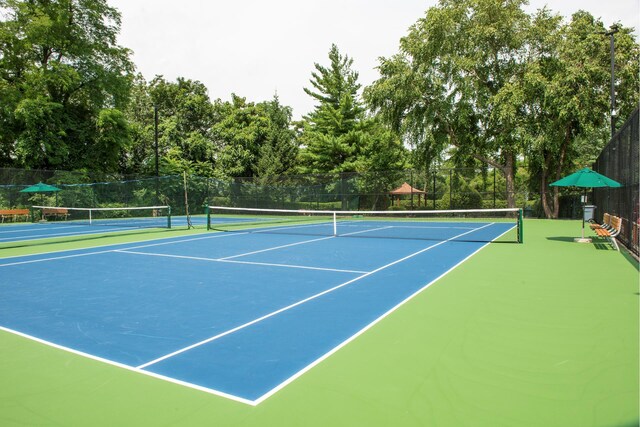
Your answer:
(108, 0), (639, 119)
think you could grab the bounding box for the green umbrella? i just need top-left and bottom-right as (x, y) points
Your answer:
(19, 182), (62, 194)
(20, 182), (61, 207)
(550, 168), (622, 241)
(549, 168), (622, 188)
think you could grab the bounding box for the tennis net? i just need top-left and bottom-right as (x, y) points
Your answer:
(32, 205), (172, 229)
(206, 206), (523, 243)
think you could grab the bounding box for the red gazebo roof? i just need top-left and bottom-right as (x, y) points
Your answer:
(389, 182), (425, 195)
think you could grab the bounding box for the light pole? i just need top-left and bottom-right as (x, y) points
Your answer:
(154, 103), (160, 204)
(154, 103), (159, 177)
(604, 25), (619, 138)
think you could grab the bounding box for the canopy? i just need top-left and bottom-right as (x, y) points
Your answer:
(549, 168), (622, 188)
(389, 182), (426, 207)
(389, 182), (425, 195)
(549, 168), (621, 242)
(19, 182), (61, 193)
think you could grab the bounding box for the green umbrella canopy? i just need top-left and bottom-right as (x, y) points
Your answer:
(549, 168), (622, 188)
(19, 182), (61, 193)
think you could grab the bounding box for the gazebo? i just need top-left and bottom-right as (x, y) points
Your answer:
(389, 182), (426, 208)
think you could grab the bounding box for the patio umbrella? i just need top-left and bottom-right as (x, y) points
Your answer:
(550, 168), (622, 241)
(549, 167), (622, 188)
(19, 182), (61, 206)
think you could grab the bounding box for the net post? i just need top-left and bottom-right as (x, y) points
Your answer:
(518, 208), (524, 244)
(167, 206), (172, 229)
(89, 209), (92, 225)
(333, 212), (337, 236)
(205, 205), (210, 230)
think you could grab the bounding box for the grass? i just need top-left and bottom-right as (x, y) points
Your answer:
(0, 219), (637, 426)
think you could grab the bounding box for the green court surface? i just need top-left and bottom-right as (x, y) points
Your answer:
(0, 219), (637, 427)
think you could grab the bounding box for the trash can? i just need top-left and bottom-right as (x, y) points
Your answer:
(583, 205), (596, 222)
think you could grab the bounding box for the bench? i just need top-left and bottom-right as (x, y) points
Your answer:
(0, 209), (30, 223)
(589, 213), (611, 231)
(42, 207), (69, 221)
(593, 214), (621, 251)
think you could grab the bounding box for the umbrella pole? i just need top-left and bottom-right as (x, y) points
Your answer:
(582, 189), (585, 238)
(575, 189), (591, 243)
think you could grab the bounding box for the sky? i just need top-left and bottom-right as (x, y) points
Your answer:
(108, 0), (639, 119)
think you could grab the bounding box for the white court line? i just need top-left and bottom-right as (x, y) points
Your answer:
(0, 221), (507, 406)
(0, 224), (86, 235)
(341, 224), (476, 230)
(254, 222), (511, 405)
(0, 325), (255, 406)
(0, 231), (247, 267)
(340, 225), (394, 236)
(217, 226), (393, 261)
(0, 226), (134, 242)
(0, 248), (124, 267)
(219, 235), (335, 260)
(136, 222), (494, 370)
(115, 249), (369, 274)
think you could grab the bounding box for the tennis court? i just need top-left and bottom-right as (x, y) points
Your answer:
(0, 213), (204, 245)
(0, 218), (637, 426)
(0, 212), (516, 405)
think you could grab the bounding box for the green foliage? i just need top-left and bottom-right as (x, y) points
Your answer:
(365, 0), (639, 213)
(0, 0), (134, 170)
(298, 44), (408, 209)
(150, 77), (216, 173)
(298, 44), (366, 175)
(253, 97), (298, 179)
(210, 94), (297, 178)
(365, 0), (533, 208)
(96, 109), (129, 172)
(1, 0), (636, 217)
(514, 10), (639, 217)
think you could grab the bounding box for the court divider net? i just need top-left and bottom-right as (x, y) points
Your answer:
(206, 206), (523, 243)
(31, 205), (172, 229)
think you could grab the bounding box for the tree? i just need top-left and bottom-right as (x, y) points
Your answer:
(253, 96), (298, 178)
(365, 0), (531, 208)
(365, 0), (639, 213)
(0, 0), (134, 171)
(354, 119), (407, 209)
(498, 10), (639, 217)
(298, 44), (365, 174)
(121, 74), (155, 174)
(148, 76), (216, 175)
(211, 94), (297, 178)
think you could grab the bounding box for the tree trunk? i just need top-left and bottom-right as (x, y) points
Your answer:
(539, 124), (573, 218)
(551, 127), (572, 218)
(540, 151), (554, 219)
(504, 152), (516, 209)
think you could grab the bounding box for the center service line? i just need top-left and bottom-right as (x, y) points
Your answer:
(136, 223), (494, 370)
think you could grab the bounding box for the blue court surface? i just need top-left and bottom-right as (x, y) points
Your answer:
(0, 215), (204, 244)
(0, 220), (514, 405)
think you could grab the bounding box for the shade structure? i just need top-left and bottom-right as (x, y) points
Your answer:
(549, 168), (622, 242)
(19, 182), (61, 193)
(19, 182), (61, 207)
(549, 168), (622, 188)
(389, 182), (426, 207)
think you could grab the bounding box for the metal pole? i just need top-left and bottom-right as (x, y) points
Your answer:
(605, 26), (619, 138)
(154, 104), (159, 177)
(432, 173), (436, 210)
(154, 104), (160, 205)
(449, 169), (453, 209)
(493, 168), (496, 208)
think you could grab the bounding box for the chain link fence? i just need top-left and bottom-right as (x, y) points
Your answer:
(593, 106), (639, 256)
(1, 167), (532, 218)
